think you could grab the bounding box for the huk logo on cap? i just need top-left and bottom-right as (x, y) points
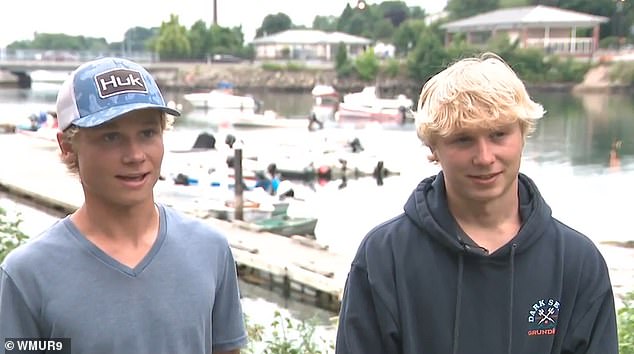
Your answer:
(94, 69), (147, 98)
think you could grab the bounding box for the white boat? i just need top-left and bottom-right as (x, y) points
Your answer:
(309, 85), (339, 130)
(183, 89), (259, 111)
(183, 81), (260, 112)
(231, 110), (308, 129)
(337, 86), (413, 125)
(30, 70), (70, 84)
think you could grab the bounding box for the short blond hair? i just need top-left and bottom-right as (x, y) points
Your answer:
(416, 52), (544, 147)
(59, 113), (173, 174)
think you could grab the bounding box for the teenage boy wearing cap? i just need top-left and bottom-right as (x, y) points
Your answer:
(0, 58), (247, 354)
(335, 53), (618, 354)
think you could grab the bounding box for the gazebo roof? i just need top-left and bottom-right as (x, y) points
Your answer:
(251, 29), (372, 45)
(441, 5), (609, 33)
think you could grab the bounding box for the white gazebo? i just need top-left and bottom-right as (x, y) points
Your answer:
(440, 5), (610, 56)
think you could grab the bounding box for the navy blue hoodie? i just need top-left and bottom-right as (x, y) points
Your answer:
(336, 172), (618, 354)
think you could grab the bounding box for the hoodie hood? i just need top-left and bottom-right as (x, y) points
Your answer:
(403, 171), (552, 257)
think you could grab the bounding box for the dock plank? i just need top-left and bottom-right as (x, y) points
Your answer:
(0, 134), (351, 310)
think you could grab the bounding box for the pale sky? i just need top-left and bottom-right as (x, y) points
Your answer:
(0, 0), (447, 47)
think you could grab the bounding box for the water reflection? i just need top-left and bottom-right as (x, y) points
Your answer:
(527, 91), (634, 170)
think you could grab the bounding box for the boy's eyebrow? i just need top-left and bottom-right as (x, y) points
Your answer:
(91, 116), (160, 130)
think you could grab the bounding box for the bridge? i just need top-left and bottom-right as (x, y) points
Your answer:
(0, 49), (202, 88)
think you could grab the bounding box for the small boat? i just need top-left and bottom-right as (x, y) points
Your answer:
(231, 110), (309, 129)
(242, 214), (318, 237)
(183, 81), (260, 111)
(308, 84), (340, 130)
(337, 86), (413, 125)
(156, 184), (277, 223)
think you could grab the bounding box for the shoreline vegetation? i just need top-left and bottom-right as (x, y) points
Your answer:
(3, 60), (632, 98)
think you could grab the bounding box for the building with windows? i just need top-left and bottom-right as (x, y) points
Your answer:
(251, 29), (372, 61)
(440, 5), (609, 56)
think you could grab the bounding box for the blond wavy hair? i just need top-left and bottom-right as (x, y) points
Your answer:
(59, 112), (173, 174)
(416, 52), (544, 151)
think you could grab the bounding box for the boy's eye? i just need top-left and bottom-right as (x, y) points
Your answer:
(452, 136), (471, 144)
(141, 129), (157, 138)
(491, 130), (507, 139)
(102, 132), (119, 142)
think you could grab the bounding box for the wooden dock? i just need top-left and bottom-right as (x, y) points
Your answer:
(0, 133), (352, 312)
(0, 123), (16, 133)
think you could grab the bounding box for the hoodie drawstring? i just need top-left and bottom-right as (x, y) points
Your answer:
(452, 243), (518, 354)
(507, 243), (518, 354)
(452, 253), (464, 354)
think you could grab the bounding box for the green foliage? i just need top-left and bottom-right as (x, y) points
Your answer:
(609, 62), (634, 84)
(256, 13), (293, 38)
(312, 16), (338, 32)
(499, 0), (528, 7)
(392, 19), (427, 56)
(445, 34), (480, 60)
(354, 49), (380, 81)
(372, 19), (396, 41)
(0, 207), (29, 263)
(244, 311), (333, 354)
(407, 27), (449, 83)
(446, 0), (500, 20)
(503, 48), (550, 83)
(154, 14), (191, 60)
(545, 56), (592, 82)
(285, 62), (306, 72)
(382, 59), (402, 78)
(600, 36), (621, 49)
(335, 43), (355, 78)
(619, 292), (634, 354)
(188, 20), (210, 60)
(262, 62), (284, 71)
(260, 62), (307, 72)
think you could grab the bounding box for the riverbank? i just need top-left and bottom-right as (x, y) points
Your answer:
(1, 61), (631, 96)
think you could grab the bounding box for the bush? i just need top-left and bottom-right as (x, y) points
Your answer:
(620, 291), (634, 354)
(354, 49), (380, 82)
(0, 206), (29, 262)
(381, 59), (401, 78)
(244, 311), (334, 354)
(609, 62), (634, 85)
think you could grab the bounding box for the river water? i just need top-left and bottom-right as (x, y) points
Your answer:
(1, 84), (634, 348)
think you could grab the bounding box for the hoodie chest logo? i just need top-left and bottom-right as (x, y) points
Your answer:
(527, 298), (559, 336)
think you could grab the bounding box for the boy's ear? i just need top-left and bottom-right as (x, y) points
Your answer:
(57, 131), (74, 156)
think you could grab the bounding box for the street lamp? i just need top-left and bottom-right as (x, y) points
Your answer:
(356, 0), (366, 10)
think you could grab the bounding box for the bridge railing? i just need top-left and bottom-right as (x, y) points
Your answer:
(0, 48), (159, 63)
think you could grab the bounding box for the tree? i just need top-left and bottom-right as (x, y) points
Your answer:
(124, 27), (158, 52)
(379, 1), (411, 27)
(392, 19), (427, 56)
(407, 26), (449, 83)
(255, 13), (293, 38)
(188, 21), (210, 60)
(335, 42), (354, 77)
(153, 14), (192, 61)
(373, 19), (396, 41)
(209, 25), (245, 55)
(312, 15), (338, 31)
(446, 0), (500, 20)
(409, 6), (427, 20)
(354, 48), (380, 81)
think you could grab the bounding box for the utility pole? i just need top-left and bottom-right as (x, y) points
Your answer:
(213, 0), (217, 25)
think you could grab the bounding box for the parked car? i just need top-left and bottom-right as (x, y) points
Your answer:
(211, 54), (243, 63)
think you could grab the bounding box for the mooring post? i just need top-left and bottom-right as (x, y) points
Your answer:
(234, 147), (244, 221)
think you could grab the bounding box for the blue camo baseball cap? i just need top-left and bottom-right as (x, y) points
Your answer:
(56, 57), (180, 131)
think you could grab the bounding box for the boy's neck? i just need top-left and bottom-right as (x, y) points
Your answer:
(71, 200), (159, 246)
(448, 188), (521, 253)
